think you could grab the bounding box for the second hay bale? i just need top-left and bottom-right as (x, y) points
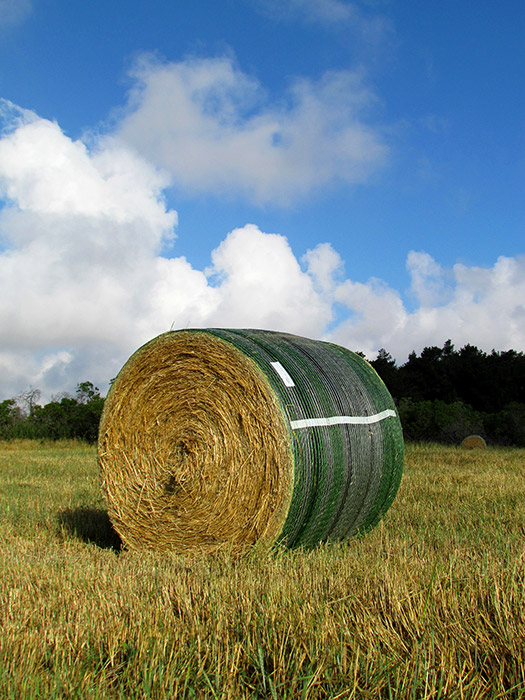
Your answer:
(98, 329), (404, 553)
(461, 435), (487, 450)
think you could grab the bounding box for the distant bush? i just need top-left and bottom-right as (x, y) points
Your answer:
(396, 397), (525, 447)
(398, 398), (484, 444)
(482, 402), (525, 447)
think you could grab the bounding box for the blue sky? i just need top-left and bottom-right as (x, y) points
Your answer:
(0, 0), (524, 400)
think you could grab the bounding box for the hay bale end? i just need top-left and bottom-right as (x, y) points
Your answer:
(461, 435), (487, 450)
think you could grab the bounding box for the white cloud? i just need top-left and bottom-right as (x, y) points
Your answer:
(329, 253), (525, 362)
(0, 0), (31, 27)
(206, 225), (332, 334)
(0, 105), (177, 397)
(0, 105), (336, 399)
(0, 112), (173, 236)
(302, 242), (344, 294)
(407, 250), (452, 307)
(1, 102), (524, 402)
(331, 277), (408, 357)
(115, 55), (388, 206)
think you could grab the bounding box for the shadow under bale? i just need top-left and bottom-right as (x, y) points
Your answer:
(57, 506), (122, 551)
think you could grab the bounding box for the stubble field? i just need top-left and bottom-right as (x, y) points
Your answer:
(0, 440), (524, 699)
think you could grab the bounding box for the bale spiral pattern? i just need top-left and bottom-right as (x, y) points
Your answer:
(98, 329), (404, 552)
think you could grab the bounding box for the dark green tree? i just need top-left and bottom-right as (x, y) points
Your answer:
(370, 349), (399, 395)
(0, 399), (22, 438)
(76, 381), (100, 404)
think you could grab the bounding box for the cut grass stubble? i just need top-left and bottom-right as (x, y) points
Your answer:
(0, 441), (524, 699)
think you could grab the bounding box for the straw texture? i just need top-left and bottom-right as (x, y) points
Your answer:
(98, 329), (404, 553)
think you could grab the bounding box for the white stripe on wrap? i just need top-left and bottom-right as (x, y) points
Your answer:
(270, 361), (295, 387)
(290, 409), (396, 430)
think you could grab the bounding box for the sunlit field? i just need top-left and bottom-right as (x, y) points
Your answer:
(1, 440), (524, 699)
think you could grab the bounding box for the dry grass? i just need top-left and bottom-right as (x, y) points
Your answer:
(0, 440), (524, 699)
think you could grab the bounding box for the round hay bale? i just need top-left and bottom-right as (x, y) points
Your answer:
(98, 329), (404, 553)
(460, 435), (487, 450)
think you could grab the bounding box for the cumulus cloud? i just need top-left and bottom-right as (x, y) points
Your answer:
(0, 104), (175, 397)
(1, 102), (524, 401)
(0, 104), (333, 399)
(207, 225), (332, 334)
(115, 55), (388, 205)
(329, 253), (525, 361)
(407, 250), (452, 307)
(302, 242), (344, 294)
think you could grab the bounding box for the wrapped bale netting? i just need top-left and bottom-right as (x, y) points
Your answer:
(98, 329), (404, 553)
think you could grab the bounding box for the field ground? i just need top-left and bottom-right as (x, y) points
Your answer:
(0, 440), (524, 699)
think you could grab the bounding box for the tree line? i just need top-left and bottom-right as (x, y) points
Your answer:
(370, 340), (525, 446)
(0, 382), (104, 443)
(1, 341), (524, 445)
